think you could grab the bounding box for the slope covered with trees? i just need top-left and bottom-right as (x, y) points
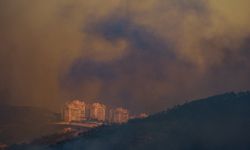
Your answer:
(11, 92), (250, 150)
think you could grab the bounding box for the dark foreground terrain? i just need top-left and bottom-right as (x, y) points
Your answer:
(0, 106), (60, 145)
(10, 91), (250, 150)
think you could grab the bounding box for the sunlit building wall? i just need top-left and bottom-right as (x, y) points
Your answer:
(113, 107), (129, 124)
(63, 100), (86, 122)
(90, 103), (106, 121)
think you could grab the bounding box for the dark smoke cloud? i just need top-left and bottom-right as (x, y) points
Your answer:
(63, 18), (179, 113)
(0, 0), (250, 113)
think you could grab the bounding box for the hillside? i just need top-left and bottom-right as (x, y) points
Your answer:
(10, 92), (250, 150)
(0, 106), (60, 145)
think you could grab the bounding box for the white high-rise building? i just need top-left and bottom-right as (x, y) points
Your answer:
(89, 102), (106, 121)
(63, 100), (86, 122)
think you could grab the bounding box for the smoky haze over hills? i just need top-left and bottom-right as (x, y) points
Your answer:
(0, 105), (60, 145)
(9, 91), (250, 150)
(1, 0), (250, 114)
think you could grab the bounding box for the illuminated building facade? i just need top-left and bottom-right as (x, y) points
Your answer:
(112, 107), (129, 124)
(62, 100), (130, 124)
(89, 103), (106, 121)
(63, 100), (86, 122)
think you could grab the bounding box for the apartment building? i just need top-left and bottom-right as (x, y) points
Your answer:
(89, 102), (106, 121)
(63, 100), (86, 122)
(112, 107), (129, 124)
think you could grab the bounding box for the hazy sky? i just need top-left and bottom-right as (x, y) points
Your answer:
(0, 0), (250, 113)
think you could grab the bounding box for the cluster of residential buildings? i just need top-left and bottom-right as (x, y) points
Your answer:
(62, 100), (130, 124)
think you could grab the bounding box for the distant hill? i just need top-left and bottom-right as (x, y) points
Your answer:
(10, 92), (250, 150)
(0, 105), (60, 145)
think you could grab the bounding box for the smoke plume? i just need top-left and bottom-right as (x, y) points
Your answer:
(0, 0), (250, 113)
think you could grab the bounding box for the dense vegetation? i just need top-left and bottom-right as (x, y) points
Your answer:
(10, 91), (250, 150)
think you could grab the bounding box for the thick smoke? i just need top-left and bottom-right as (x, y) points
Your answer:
(0, 0), (250, 113)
